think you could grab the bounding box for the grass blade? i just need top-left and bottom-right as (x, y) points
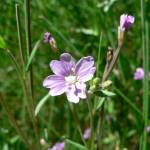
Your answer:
(66, 139), (87, 150)
(35, 93), (50, 116)
(26, 40), (41, 71)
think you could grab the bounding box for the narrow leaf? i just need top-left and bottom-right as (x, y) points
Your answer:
(0, 36), (6, 49)
(101, 90), (116, 97)
(35, 93), (50, 116)
(26, 40), (41, 71)
(96, 97), (105, 110)
(66, 139), (87, 150)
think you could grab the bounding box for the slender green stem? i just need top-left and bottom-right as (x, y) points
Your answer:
(140, 0), (147, 149)
(24, 0), (32, 59)
(24, 0), (34, 101)
(24, 0), (39, 146)
(87, 96), (94, 150)
(15, 3), (27, 126)
(0, 94), (33, 150)
(96, 32), (103, 76)
(15, 4), (25, 70)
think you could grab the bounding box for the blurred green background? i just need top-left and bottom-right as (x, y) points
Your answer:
(0, 0), (150, 149)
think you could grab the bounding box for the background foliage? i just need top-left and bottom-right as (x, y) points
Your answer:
(0, 0), (150, 149)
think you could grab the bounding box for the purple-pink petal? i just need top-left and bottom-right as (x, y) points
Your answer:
(75, 56), (95, 82)
(78, 67), (96, 82)
(66, 85), (80, 103)
(50, 142), (65, 150)
(75, 82), (86, 99)
(60, 53), (72, 62)
(83, 128), (91, 140)
(43, 75), (66, 96)
(120, 14), (135, 31)
(50, 60), (72, 76)
(134, 68), (144, 80)
(146, 126), (150, 133)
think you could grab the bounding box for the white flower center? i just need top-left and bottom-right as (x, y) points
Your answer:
(65, 75), (76, 84)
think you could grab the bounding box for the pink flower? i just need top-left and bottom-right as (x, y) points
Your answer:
(83, 128), (91, 140)
(146, 126), (150, 133)
(43, 53), (96, 103)
(49, 142), (65, 150)
(120, 14), (135, 31)
(134, 68), (144, 80)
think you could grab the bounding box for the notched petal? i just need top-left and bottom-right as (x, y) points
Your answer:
(60, 53), (72, 62)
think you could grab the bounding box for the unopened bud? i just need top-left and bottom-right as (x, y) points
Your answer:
(100, 80), (112, 89)
(89, 85), (96, 92)
(93, 77), (100, 85)
(49, 37), (57, 52)
(44, 32), (57, 52)
(40, 138), (46, 146)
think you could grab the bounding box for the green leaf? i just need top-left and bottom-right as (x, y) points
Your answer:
(26, 40), (41, 71)
(35, 93), (50, 116)
(0, 36), (6, 49)
(9, 135), (20, 144)
(66, 139), (87, 150)
(101, 90), (116, 97)
(96, 97), (105, 110)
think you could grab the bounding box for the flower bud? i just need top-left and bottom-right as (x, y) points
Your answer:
(120, 14), (135, 31)
(89, 85), (96, 92)
(100, 80), (112, 89)
(93, 77), (100, 85)
(44, 32), (57, 52)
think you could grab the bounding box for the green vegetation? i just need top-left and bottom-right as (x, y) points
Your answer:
(0, 0), (149, 149)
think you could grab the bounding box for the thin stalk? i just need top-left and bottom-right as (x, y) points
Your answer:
(140, 0), (147, 148)
(0, 94), (33, 150)
(24, 0), (32, 59)
(24, 0), (39, 146)
(24, 0), (34, 101)
(87, 96), (94, 150)
(102, 46), (121, 82)
(15, 4), (25, 70)
(96, 32), (103, 76)
(141, 9), (149, 148)
(15, 3), (26, 125)
(68, 103), (88, 148)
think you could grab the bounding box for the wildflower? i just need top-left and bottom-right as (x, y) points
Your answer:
(134, 68), (144, 80)
(146, 126), (150, 133)
(43, 53), (96, 103)
(49, 142), (65, 150)
(83, 128), (91, 140)
(120, 14), (135, 31)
